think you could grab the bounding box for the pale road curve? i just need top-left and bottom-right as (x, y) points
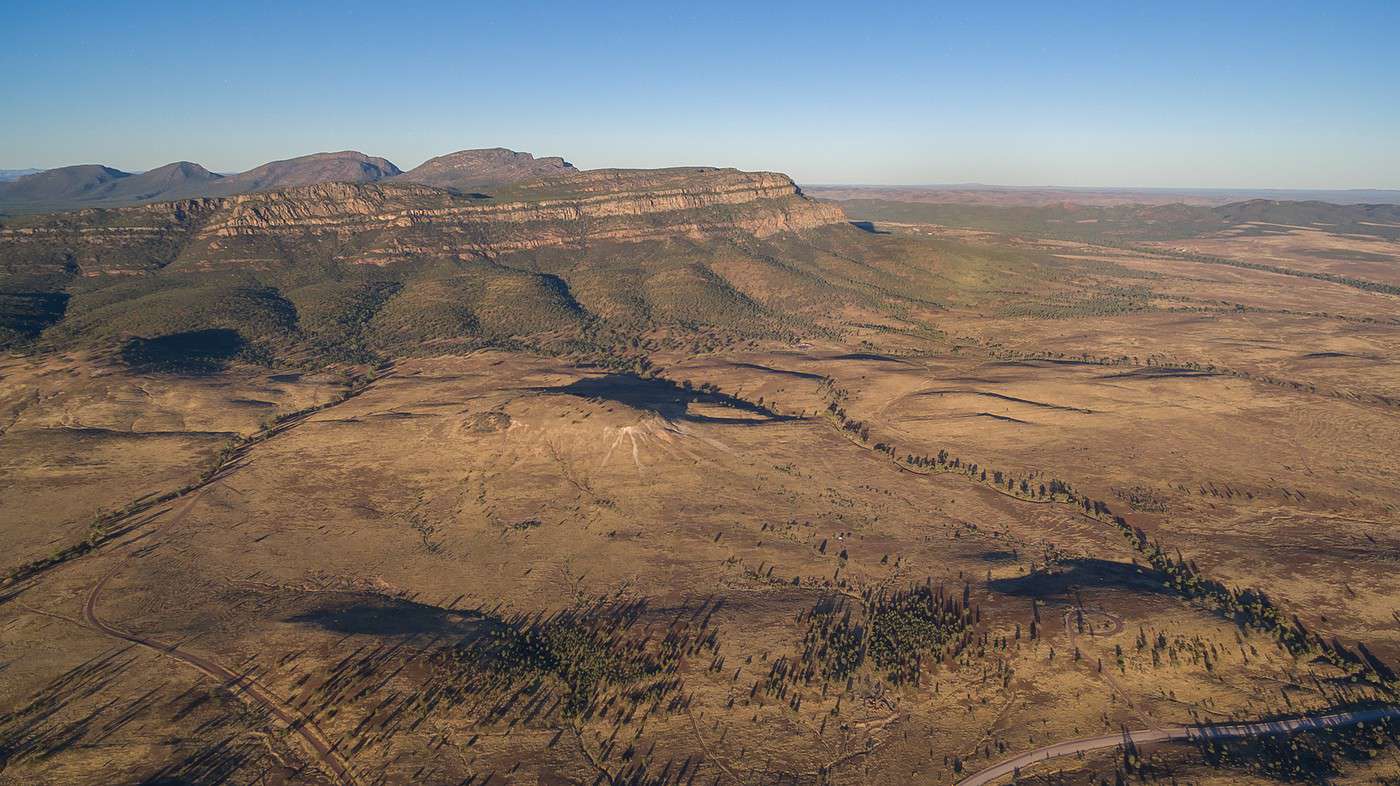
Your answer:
(82, 492), (359, 786)
(1060, 606), (1158, 731)
(954, 706), (1400, 786)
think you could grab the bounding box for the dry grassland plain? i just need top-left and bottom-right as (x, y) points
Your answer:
(3, 213), (1399, 786)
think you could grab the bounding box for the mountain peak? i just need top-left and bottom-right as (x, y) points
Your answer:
(223, 150), (402, 192)
(0, 164), (131, 204)
(142, 161), (221, 181)
(399, 148), (577, 190)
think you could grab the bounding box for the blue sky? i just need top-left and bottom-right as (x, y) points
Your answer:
(2, 0), (1397, 187)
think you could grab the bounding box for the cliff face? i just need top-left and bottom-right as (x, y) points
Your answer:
(0, 168), (845, 276)
(206, 169), (837, 234)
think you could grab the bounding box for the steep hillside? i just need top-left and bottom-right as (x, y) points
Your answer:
(0, 167), (857, 363)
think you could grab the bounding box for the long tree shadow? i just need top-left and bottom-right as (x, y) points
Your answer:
(531, 373), (796, 425)
(0, 648), (279, 784)
(281, 592), (724, 761)
(1193, 711), (1400, 784)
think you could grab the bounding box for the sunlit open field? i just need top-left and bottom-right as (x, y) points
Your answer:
(5, 211), (1399, 784)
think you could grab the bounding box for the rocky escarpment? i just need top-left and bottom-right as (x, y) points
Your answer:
(206, 169), (834, 233)
(0, 168), (846, 276)
(0, 199), (222, 279)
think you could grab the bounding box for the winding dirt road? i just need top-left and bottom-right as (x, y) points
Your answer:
(1060, 605), (1161, 731)
(82, 491), (359, 786)
(64, 374), (398, 785)
(954, 705), (1400, 786)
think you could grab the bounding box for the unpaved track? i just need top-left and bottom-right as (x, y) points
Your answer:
(1061, 606), (1158, 730)
(81, 488), (359, 786)
(954, 706), (1400, 786)
(63, 373), (395, 786)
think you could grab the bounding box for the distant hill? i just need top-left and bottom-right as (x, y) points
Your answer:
(1213, 198), (1400, 228)
(0, 161), (226, 213)
(0, 169), (43, 182)
(0, 151), (401, 214)
(103, 161), (225, 203)
(210, 151), (400, 193)
(0, 165), (132, 205)
(804, 185), (1400, 208)
(397, 148), (576, 191)
(830, 196), (1400, 242)
(0, 148), (586, 214)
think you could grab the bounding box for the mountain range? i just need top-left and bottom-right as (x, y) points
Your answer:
(0, 155), (851, 360)
(7, 143), (1399, 374)
(0, 148), (577, 214)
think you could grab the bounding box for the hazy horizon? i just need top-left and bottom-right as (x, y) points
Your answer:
(3, 1), (1398, 189)
(6, 155), (1399, 196)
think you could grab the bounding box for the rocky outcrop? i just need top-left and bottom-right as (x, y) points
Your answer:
(0, 168), (846, 276)
(206, 170), (837, 234)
